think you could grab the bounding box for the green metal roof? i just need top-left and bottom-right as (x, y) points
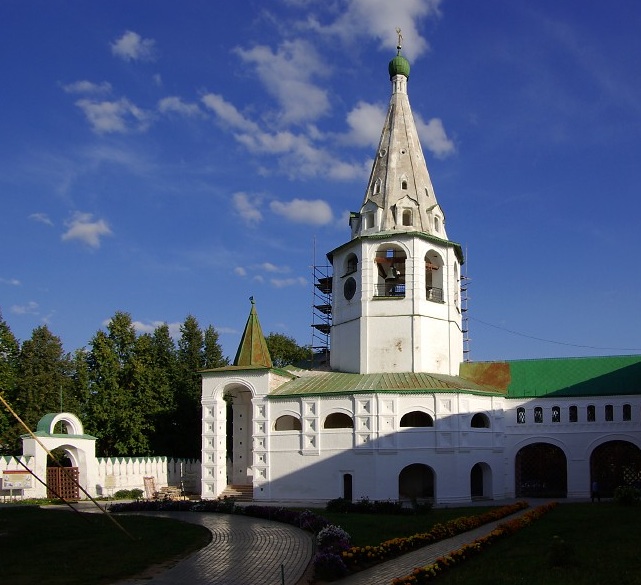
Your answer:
(200, 364), (296, 379)
(233, 298), (273, 368)
(460, 355), (641, 398)
(267, 355), (641, 400)
(268, 370), (502, 399)
(24, 431), (97, 440)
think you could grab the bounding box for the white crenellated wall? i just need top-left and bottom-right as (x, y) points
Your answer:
(0, 454), (200, 500)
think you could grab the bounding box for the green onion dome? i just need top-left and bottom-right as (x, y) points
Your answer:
(388, 50), (410, 79)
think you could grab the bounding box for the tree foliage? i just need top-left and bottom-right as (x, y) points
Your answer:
(14, 326), (74, 429)
(0, 312), (20, 453)
(0, 309), (229, 460)
(265, 332), (311, 368)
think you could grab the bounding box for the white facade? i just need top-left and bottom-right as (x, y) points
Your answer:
(199, 367), (641, 504)
(200, 46), (641, 505)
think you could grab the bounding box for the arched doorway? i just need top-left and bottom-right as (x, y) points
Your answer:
(222, 385), (253, 488)
(515, 443), (567, 497)
(399, 463), (434, 501)
(591, 440), (641, 498)
(471, 462), (492, 500)
(46, 446), (79, 500)
(343, 473), (353, 501)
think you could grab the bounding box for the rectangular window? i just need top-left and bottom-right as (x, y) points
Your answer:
(587, 405), (596, 422)
(534, 407), (543, 423)
(517, 407), (526, 424)
(552, 406), (560, 423)
(605, 404), (613, 422)
(623, 404), (632, 421)
(569, 406), (578, 423)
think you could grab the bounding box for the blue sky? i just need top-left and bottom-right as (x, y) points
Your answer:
(2, 0), (641, 362)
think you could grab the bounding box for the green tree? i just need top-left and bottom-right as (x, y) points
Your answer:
(85, 312), (153, 456)
(0, 312), (20, 453)
(174, 315), (204, 459)
(13, 325), (74, 439)
(148, 323), (178, 454)
(265, 332), (311, 368)
(203, 325), (229, 369)
(69, 348), (90, 420)
(85, 329), (126, 456)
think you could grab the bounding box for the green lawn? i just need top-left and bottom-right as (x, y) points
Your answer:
(403, 502), (641, 585)
(0, 506), (211, 585)
(318, 506), (493, 546)
(4, 501), (639, 585)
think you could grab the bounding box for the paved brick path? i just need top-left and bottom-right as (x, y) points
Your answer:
(111, 512), (314, 585)
(107, 501), (541, 584)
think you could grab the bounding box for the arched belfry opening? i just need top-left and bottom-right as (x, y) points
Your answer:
(375, 245), (407, 297)
(425, 251), (444, 302)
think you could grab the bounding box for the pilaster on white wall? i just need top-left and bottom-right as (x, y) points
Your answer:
(253, 398), (268, 496)
(302, 398), (320, 456)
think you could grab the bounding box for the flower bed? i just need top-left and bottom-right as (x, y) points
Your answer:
(340, 501), (529, 572)
(390, 502), (558, 585)
(108, 498), (332, 533)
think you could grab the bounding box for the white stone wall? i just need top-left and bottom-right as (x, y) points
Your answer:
(0, 454), (200, 500)
(503, 395), (641, 499)
(252, 392), (641, 504)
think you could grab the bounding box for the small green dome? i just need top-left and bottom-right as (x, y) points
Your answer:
(388, 52), (410, 79)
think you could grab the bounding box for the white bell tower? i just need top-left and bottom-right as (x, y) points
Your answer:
(328, 41), (464, 376)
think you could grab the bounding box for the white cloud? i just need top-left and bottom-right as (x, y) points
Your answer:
(232, 192), (263, 226)
(201, 93), (258, 132)
(11, 301), (38, 315)
(234, 267), (247, 277)
(344, 101), (386, 147)
(62, 212), (112, 248)
(29, 213), (54, 226)
(270, 276), (307, 288)
(0, 278), (21, 286)
(132, 320), (182, 338)
(153, 74), (163, 87)
(416, 116), (456, 159)
(62, 80), (112, 94)
(234, 39), (330, 125)
(270, 198), (333, 225)
(306, 0), (440, 61)
(111, 31), (157, 62)
(75, 98), (151, 133)
(258, 262), (290, 273)
(158, 96), (202, 117)
(201, 93), (259, 133)
(235, 127), (366, 180)
(217, 326), (239, 335)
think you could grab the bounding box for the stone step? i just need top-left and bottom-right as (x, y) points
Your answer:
(220, 484), (253, 502)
